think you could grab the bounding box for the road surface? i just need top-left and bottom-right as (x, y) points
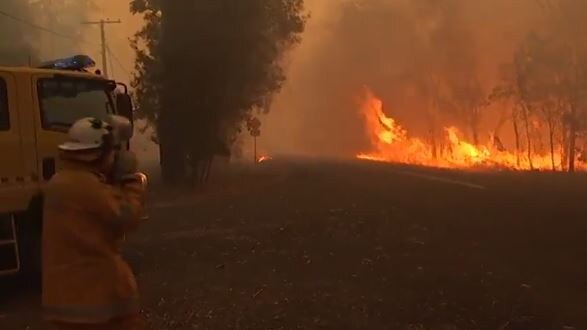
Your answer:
(2, 158), (587, 330)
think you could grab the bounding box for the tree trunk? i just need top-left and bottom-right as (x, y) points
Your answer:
(522, 106), (534, 170)
(429, 126), (438, 159)
(160, 143), (185, 184)
(428, 79), (440, 160)
(472, 131), (479, 146)
(561, 121), (568, 171)
(159, 113), (186, 184)
(568, 121), (577, 173)
(470, 121), (479, 146)
(470, 109), (480, 146)
(548, 121), (556, 171)
(428, 107), (438, 159)
(512, 113), (521, 168)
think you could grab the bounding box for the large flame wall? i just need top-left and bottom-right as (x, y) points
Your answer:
(357, 89), (585, 171)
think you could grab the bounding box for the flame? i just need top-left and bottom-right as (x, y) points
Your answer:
(257, 156), (272, 163)
(357, 89), (586, 171)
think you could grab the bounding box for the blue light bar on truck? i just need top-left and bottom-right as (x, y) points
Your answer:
(38, 55), (96, 71)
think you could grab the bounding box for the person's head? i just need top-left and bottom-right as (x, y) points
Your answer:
(58, 116), (132, 174)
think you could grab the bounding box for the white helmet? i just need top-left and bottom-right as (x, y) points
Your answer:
(58, 117), (113, 152)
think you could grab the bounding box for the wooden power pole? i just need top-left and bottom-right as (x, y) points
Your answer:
(82, 19), (121, 78)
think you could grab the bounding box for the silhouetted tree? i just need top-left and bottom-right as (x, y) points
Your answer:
(535, 0), (587, 172)
(490, 0), (587, 172)
(131, 0), (306, 184)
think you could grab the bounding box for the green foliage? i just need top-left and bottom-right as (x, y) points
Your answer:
(131, 0), (306, 182)
(129, 0), (162, 127)
(131, 0), (306, 128)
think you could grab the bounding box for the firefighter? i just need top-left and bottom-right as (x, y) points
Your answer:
(42, 116), (148, 330)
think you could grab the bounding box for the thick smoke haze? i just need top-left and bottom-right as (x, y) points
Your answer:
(1, 1), (575, 163)
(79, 1), (142, 85)
(0, 1), (140, 85)
(264, 0), (546, 158)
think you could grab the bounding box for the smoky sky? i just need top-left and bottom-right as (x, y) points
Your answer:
(264, 0), (546, 158)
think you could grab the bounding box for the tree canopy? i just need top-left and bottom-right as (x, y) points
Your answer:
(131, 0), (306, 183)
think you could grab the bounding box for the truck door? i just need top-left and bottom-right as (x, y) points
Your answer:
(0, 72), (27, 213)
(32, 75), (114, 181)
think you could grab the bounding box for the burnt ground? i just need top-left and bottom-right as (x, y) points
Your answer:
(1, 158), (587, 330)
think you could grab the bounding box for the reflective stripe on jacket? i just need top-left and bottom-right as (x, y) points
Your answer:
(42, 160), (146, 324)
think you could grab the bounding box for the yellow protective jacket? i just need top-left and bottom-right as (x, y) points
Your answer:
(42, 160), (146, 324)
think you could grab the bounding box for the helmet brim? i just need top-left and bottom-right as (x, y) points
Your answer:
(58, 142), (103, 152)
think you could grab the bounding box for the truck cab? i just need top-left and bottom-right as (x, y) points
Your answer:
(0, 56), (133, 277)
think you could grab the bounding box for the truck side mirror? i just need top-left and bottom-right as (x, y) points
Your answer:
(116, 93), (134, 124)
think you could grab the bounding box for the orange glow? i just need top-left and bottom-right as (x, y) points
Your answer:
(357, 89), (586, 171)
(257, 156), (272, 163)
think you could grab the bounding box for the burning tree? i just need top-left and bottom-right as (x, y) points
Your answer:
(482, 0), (587, 172)
(519, 33), (570, 171)
(410, 0), (487, 154)
(488, 68), (522, 165)
(357, 86), (586, 171)
(492, 0), (587, 172)
(130, 0), (306, 184)
(451, 76), (487, 146)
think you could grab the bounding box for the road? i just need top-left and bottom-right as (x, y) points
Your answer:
(2, 158), (587, 330)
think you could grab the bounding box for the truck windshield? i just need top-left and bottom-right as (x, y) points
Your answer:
(38, 78), (114, 130)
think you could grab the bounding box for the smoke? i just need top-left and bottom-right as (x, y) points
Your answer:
(0, 1), (98, 65)
(0, 0), (40, 65)
(0, 1), (139, 85)
(84, 1), (143, 85)
(264, 0), (545, 158)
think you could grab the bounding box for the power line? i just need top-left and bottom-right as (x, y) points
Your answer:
(107, 46), (131, 78)
(108, 46), (115, 80)
(0, 9), (99, 48)
(82, 19), (121, 78)
(0, 9), (76, 41)
(0, 9), (130, 78)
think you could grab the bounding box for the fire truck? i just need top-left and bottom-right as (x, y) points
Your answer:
(0, 55), (134, 277)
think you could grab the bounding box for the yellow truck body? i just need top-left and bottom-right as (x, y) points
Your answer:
(0, 64), (132, 276)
